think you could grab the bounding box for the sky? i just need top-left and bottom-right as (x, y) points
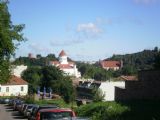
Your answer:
(8, 0), (160, 61)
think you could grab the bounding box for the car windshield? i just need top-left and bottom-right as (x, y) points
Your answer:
(40, 111), (72, 120)
(27, 106), (33, 109)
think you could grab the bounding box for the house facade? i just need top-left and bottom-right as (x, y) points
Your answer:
(49, 50), (81, 78)
(0, 75), (28, 96)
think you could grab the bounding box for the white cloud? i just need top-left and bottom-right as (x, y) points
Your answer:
(133, 0), (158, 5)
(77, 22), (102, 37)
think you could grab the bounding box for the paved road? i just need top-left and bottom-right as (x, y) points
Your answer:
(0, 104), (27, 120)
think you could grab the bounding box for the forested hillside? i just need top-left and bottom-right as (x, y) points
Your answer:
(107, 47), (159, 70)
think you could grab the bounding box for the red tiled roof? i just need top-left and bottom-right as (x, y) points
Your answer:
(120, 75), (138, 81)
(1, 75), (28, 86)
(59, 50), (67, 57)
(58, 64), (74, 69)
(101, 60), (121, 68)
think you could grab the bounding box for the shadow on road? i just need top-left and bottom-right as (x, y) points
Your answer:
(12, 111), (26, 119)
(5, 105), (14, 112)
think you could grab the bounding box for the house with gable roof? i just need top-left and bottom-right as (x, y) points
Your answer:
(100, 60), (123, 71)
(49, 50), (81, 78)
(0, 75), (28, 96)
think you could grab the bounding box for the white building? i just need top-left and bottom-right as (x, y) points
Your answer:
(49, 50), (81, 78)
(0, 75), (28, 96)
(77, 80), (125, 101)
(98, 81), (125, 101)
(11, 65), (27, 77)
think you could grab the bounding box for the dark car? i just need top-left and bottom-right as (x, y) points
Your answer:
(29, 105), (59, 120)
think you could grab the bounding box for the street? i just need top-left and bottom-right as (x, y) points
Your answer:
(0, 104), (27, 120)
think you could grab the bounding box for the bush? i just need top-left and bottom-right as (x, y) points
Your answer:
(76, 102), (129, 120)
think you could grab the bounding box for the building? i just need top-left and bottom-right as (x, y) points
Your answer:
(100, 60), (123, 71)
(115, 70), (160, 101)
(49, 50), (81, 78)
(11, 65), (27, 77)
(76, 80), (125, 101)
(0, 75), (28, 96)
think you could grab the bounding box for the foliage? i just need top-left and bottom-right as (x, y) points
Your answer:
(121, 65), (137, 75)
(22, 66), (42, 93)
(154, 51), (160, 70)
(76, 101), (160, 120)
(13, 54), (57, 66)
(0, 1), (25, 83)
(22, 66), (75, 103)
(77, 62), (114, 81)
(93, 88), (105, 102)
(108, 47), (159, 71)
(76, 102), (129, 120)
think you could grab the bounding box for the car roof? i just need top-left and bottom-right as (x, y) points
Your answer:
(39, 108), (73, 113)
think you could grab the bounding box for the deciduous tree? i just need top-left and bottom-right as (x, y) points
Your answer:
(0, 1), (25, 83)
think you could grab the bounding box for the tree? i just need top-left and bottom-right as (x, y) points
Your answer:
(93, 88), (105, 102)
(22, 66), (42, 93)
(0, 1), (25, 83)
(154, 51), (160, 70)
(22, 66), (75, 103)
(121, 65), (137, 75)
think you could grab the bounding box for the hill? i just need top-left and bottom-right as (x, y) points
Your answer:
(106, 47), (159, 70)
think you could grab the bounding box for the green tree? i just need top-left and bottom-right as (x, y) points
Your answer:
(41, 66), (75, 103)
(154, 51), (160, 70)
(0, 1), (25, 83)
(22, 66), (42, 93)
(121, 65), (137, 75)
(22, 66), (75, 103)
(93, 88), (105, 102)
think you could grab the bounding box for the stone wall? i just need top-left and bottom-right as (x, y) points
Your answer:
(115, 70), (160, 101)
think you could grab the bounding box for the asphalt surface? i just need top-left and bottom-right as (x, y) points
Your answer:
(0, 104), (27, 120)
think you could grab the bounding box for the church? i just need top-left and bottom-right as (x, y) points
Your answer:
(49, 50), (81, 78)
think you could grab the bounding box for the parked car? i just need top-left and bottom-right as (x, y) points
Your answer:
(13, 100), (24, 111)
(35, 108), (76, 120)
(24, 104), (37, 117)
(29, 105), (59, 120)
(0, 98), (10, 104)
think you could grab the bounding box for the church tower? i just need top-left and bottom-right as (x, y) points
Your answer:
(59, 50), (68, 64)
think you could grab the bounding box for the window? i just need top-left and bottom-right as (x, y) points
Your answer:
(21, 86), (24, 91)
(6, 87), (9, 92)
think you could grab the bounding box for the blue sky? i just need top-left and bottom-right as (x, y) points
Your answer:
(8, 0), (160, 61)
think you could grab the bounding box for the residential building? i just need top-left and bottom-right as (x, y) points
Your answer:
(99, 60), (123, 71)
(49, 50), (81, 78)
(0, 75), (28, 96)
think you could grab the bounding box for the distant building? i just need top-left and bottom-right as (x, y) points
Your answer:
(0, 75), (28, 96)
(28, 53), (36, 59)
(11, 65), (27, 77)
(100, 60), (123, 71)
(49, 50), (81, 78)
